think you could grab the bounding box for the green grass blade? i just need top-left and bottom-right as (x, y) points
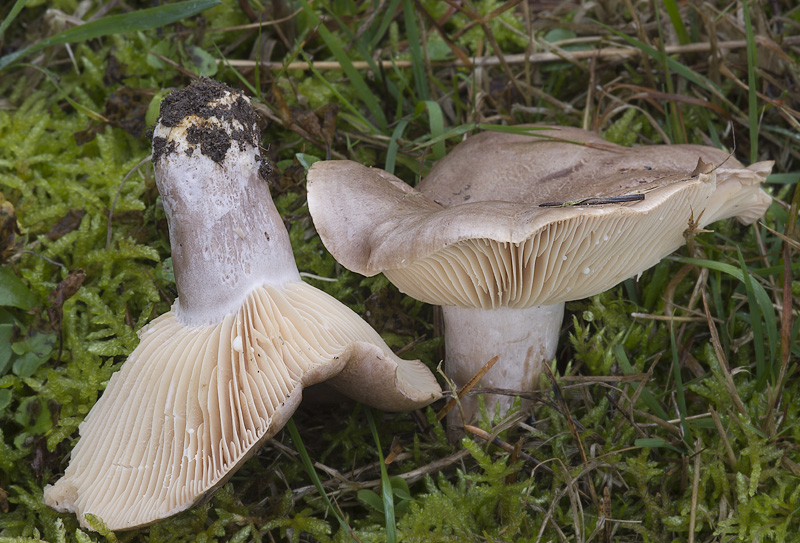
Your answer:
(368, 0), (402, 50)
(0, 0), (27, 41)
(669, 323), (692, 446)
(596, 21), (722, 95)
(710, 270), (730, 352)
(0, 0), (220, 71)
(634, 437), (684, 455)
(614, 345), (670, 420)
(385, 120), (409, 174)
(27, 64), (106, 120)
(477, 124), (557, 136)
(411, 123), (558, 152)
(298, 49), (380, 134)
(253, 24), (262, 101)
(652, 5), (682, 143)
(737, 248), (768, 385)
(297, 0), (387, 131)
(319, 6), (404, 108)
(365, 408), (397, 543)
(215, 43), (259, 96)
(402, 0), (429, 102)
(662, 0), (690, 45)
(418, 101), (445, 160)
(411, 122), (477, 151)
(286, 419), (355, 541)
(766, 172), (800, 184)
(673, 256), (778, 367)
(742, 0), (759, 163)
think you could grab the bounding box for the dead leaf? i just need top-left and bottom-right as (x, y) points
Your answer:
(47, 269), (86, 332)
(75, 86), (154, 144)
(45, 209), (86, 241)
(0, 194), (21, 263)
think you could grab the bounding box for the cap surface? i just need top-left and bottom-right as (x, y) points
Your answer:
(419, 126), (757, 207)
(43, 281), (441, 530)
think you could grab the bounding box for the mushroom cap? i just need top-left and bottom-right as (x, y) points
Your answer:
(419, 126), (747, 206)
(43, 282), (440, 530)
(419, 126), (772, 225)
(306, 129), (771, 310)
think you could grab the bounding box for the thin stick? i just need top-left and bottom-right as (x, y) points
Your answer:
(436, 355), (499, 421)
(631, 312), (720, 323)
(463, 424), (553, 474)
(106, 156), (151, 251)
(709, 406), (737, 469)
(222, 37), (800, 71)
(206, 7), (302, 33)
(542, 363), (599, 511)
(701, 292), (747, 417)
(688, 438), (702, 543)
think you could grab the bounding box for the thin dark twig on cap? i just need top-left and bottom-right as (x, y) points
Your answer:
(538, 194), (645, 207)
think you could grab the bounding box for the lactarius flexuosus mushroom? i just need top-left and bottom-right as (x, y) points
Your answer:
(43, 79), (441, 530)
(306, 126), (772, 430)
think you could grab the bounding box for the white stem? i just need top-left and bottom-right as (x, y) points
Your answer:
(441, 303), (564, 430)
(152, 88), (300, 326)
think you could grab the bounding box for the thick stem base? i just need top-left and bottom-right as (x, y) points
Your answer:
(441, 303), (564, 435)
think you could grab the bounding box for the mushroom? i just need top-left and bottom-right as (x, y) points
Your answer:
(43, 79), (441, 530)
(306, 126), (772, 431)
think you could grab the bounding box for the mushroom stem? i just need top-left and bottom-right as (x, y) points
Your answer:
(152, 87), (299, 326)
(441, 303), (564, 433)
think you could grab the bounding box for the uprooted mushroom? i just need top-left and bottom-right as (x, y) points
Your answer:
(306, 126), (772, 433)
(43, 79), (441, 530)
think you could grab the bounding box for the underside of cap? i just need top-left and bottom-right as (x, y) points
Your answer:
(383, 175), (716, 308)
(307, 155), (771, 309)
(43, 281), (440, 530)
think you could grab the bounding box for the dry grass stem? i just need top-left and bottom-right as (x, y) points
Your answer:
(701, 292), (748, 416)
(542, 363), (599, 512)
(688, 438), (702, 543)
(631, 312), (715, 323)
(436, 355), (499, 421)
(709, 406), (737, 468)
(223, 37), (800, 71)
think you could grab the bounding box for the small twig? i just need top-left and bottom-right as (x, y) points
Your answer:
(463, 424), (553, 474)
(106, 155), (151, 251)
(222, 37), (800, 71)
(709, 406), (737, 469)
(701, 292), (748, 417)
(538, 194), (644, 207)
(542, 363), (599, 511)
(436, 355), (498, 421)
(633, 409), (683, 437)
(206, 7), (303, 33)
(20, 251), (66, 268)
(688, 438), (702, 543)
(394, 335), (426, 357)
(298, 271), (338, 282)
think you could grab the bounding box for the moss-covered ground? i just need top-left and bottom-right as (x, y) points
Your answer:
(1, 0), (799, 541)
